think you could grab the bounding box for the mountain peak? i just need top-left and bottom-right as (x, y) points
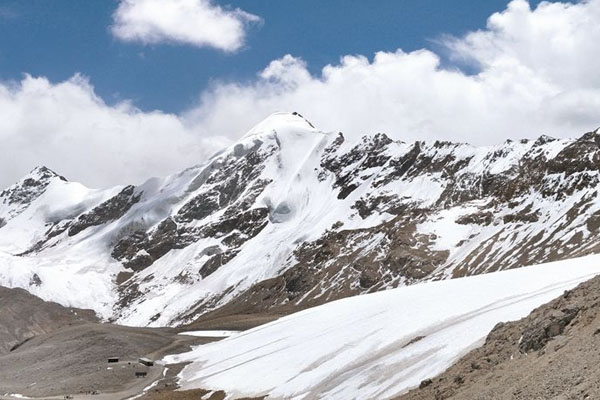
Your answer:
(242, 111), (317, 139)
(0, 166), (68, 220)
(27, 166), (67, 183)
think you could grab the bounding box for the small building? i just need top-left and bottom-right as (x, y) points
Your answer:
(135, 371), (147, 378)
(107, 357), (119, 363)
(139, 357), (154, 367)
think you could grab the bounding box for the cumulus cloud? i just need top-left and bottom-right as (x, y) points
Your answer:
(2, 0), (600, 189)
(187, 0), (600, 145)
(111, 0), (260, 51)
(0, 74), (230, 189)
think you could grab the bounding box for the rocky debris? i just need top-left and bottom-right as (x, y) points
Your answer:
(502, 204), (540, 224)
(199, 250), (237, 279)
(68, 185), (142, 236)
(419, 379), (433, 390)
(397, 275), (600, 400)
(112, 218), (200, 271)
(112, 230), (152, 270)
(518, 303), (580, 353)
(176, 190), (221, 222)
(202, 208), (269, 240)
(455, 212), (494, 226)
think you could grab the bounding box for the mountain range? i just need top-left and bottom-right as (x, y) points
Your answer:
(2, 111), (600, 328)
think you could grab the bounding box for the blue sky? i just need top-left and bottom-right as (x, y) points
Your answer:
(0, 0), (547, 113)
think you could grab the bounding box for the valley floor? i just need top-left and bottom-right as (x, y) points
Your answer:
(0, 323), (218, 400)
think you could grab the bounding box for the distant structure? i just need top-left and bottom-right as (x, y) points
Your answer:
(135, 371), (147, 378)
(107, 357), (119, 363)
(139, 357), (154, 367)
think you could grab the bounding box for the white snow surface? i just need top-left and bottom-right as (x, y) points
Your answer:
(166, 255), (600, 400)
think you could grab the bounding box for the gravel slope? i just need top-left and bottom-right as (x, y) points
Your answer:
(0, 285), (97, 354)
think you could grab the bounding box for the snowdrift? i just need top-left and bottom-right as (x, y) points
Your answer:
(165, 255), (600, 399)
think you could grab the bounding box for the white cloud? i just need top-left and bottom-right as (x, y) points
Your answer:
(0, 74), (230, 189)
(186, 0), (600, 145)
(111, 0), (260, 51)
(2, 0), (600, 189)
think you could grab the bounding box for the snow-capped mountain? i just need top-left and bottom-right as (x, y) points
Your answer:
(1, 112), (600, 326)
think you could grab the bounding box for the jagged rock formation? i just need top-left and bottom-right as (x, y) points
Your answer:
(1, 112), (600, 326)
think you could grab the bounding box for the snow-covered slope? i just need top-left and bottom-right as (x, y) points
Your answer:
(166, 255), (600, 400)
(1, 112), (600, 326)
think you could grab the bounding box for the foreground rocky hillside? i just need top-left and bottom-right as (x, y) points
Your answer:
(1, 112), (600, 326)
(399, 273), (600, 400)
(0, 285), (96, 353)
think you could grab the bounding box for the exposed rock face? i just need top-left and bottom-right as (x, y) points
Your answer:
(398, 275), (600, 400)
(2, 114), (600, 326)
(68, 185), (142, 236)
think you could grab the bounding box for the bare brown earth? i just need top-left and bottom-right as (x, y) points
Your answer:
(0, 285), (97, 353)
(0, 285), (226, 399)
(0, 285), (277, 400)
(0, 322), (217, 398)
(142, 388), (263, 400)
(184, 311), (282, 331)
(397, 274), (600, 400)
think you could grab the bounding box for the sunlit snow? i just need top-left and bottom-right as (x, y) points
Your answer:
(166, 255), (600, 399)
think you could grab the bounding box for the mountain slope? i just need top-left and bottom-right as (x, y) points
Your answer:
(399, 269), (600, 400)
(1, 112), (600, 326)
(163, 255), (600, 399)
(0, 285), (96, 354)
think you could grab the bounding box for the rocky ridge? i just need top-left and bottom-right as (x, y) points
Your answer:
(1, 112), (600, 326)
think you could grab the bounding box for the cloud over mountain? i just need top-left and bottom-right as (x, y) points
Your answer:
(1, 0), (600, 189)
(189, 0), (600, 145)
(0, 74), (229, 188)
